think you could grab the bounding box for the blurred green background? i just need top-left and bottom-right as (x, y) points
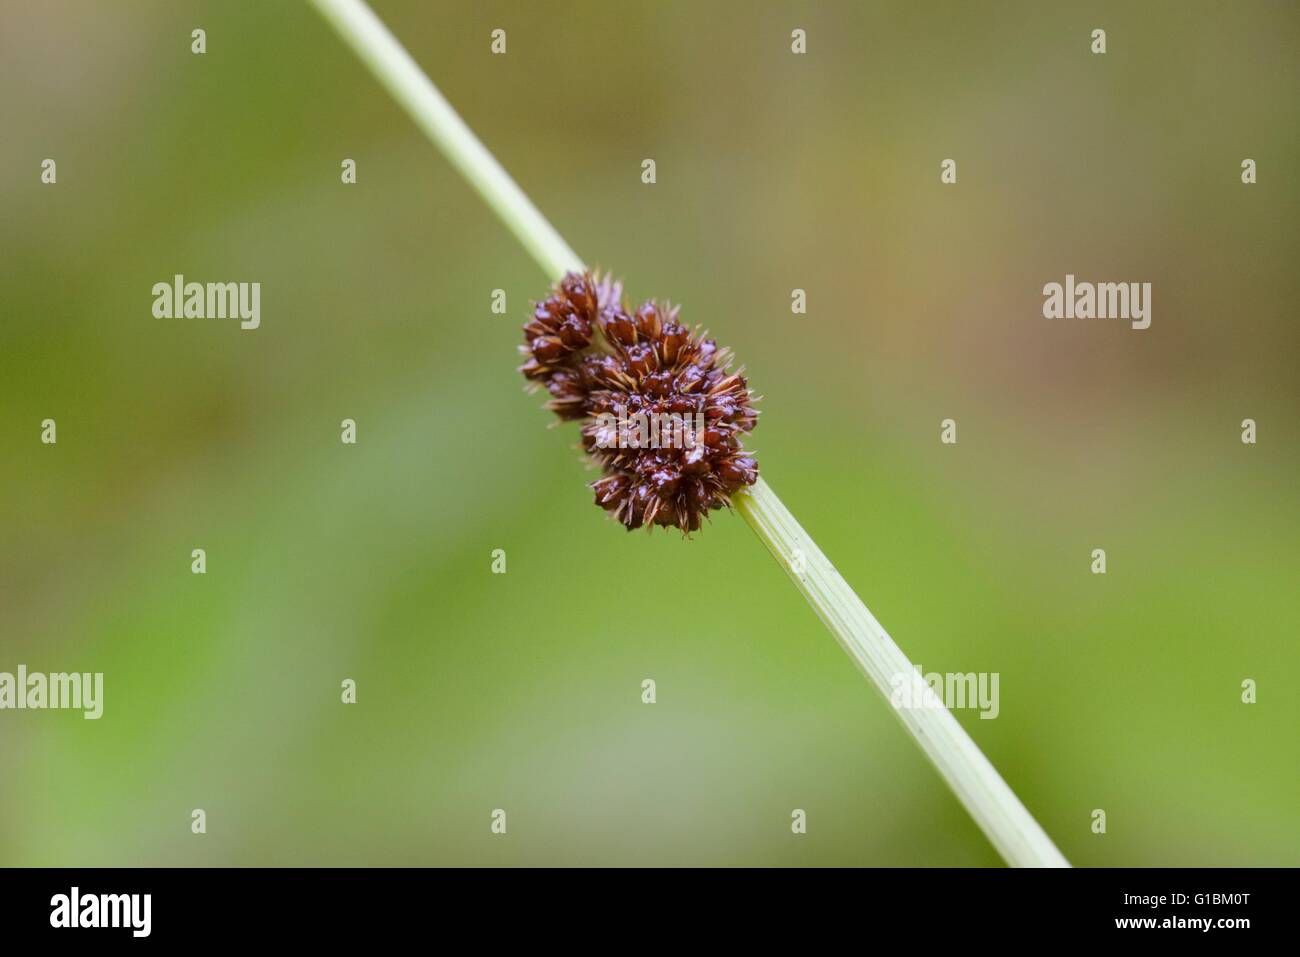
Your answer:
(1, 0), (1297, 866)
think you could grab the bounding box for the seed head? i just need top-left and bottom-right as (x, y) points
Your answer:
(520, 271), (759, 532)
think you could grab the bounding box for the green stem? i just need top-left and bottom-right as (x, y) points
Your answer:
(308, 0), (583, 280)
(309, 0), (1069, 867)
(737, 479), (1068, 866)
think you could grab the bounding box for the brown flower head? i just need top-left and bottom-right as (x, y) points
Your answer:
(519, 271), (759, 532)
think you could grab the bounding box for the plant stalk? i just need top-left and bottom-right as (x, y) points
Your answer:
(736, 479), (1067, 866)
(309, 0), (1069, 867)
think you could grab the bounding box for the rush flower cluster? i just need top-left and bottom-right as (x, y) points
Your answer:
(520, 272), (759, 532)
